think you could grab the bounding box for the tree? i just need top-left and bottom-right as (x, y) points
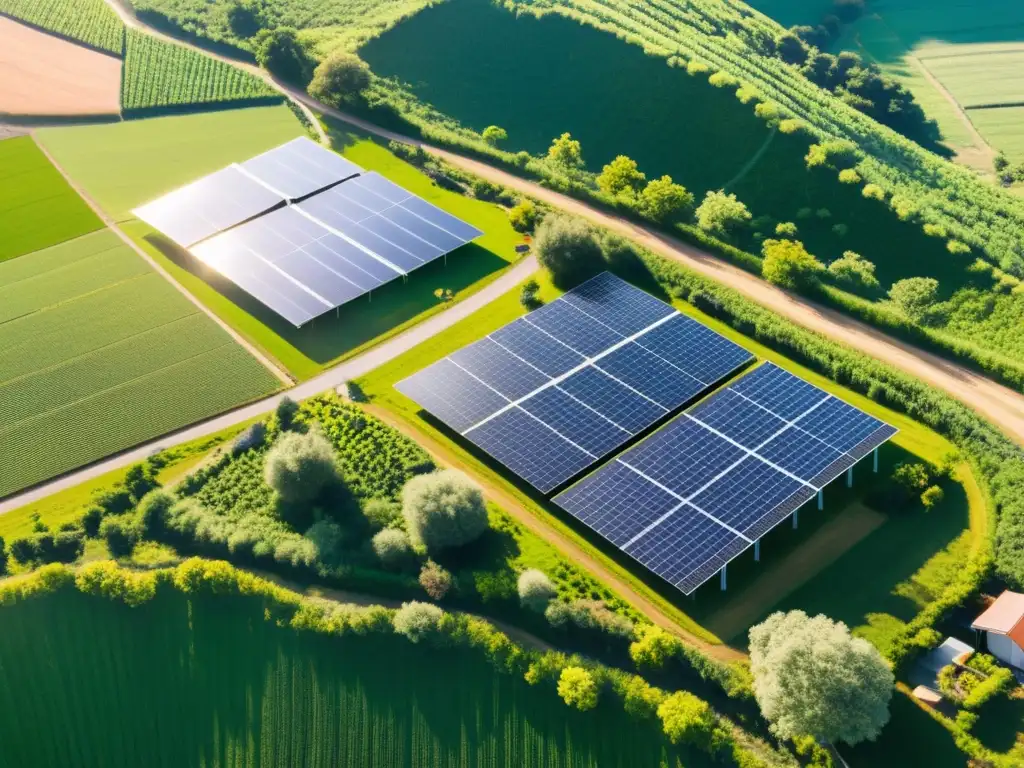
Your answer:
(124, 463), (159, 503)
(695, 191), (751, 236)
(275, 395), (299, 430)
(533, 214), (604, 287)
(9, 537), (39, 565)
(946, 240), (971, 256)
(402, 469), (489, 551)
(393, 601), (443, 643)
(137, 489), (175, 539)
(520, 278), (543, 310)
(749, 610), (894, 745)
(775, 221), (798, 238)
(227, 1), (263, 38)
(253, 27), (314, 86)
(546, 132), (584, 170)
(805, 140), (859, 170)
(828, 251), (879, 291)
(761, 239), (824, 290)
(308, 52), (371, 107)
(629, 624), (682, 667)
(618, 676), (665, 719)
(921, 485), (944, 509)
(0, 536), (7, 575)
(657, 691), (717, 747)
(557, 667), (598, 711)
(776, 31), (810, 65)
(887, 277), (939, 322)
(482, 125), (508, 147)
(100, 515), (139, 558)
(597, 155), (646, 196)
(372, 528), (412, 568)
(862, 183), (886, 201)
(517, 569), (556, 611)
(363, 498), (402, 530)
(419, 559), (452, 600)
(508, 199), (538, 232)
(838, 168), (862, 184)
(639, 176), (693, 222)
(264, 428), (339, 512)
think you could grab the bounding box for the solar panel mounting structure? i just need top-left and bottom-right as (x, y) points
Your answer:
(554, 362), (897, 594)
(395, 272), (754, 492)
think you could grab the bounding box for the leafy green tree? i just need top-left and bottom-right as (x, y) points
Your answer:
(921, 485), (944, 509)
(100, 515), (139, 558)
(994, 153), (1010, 173)
(372, 528), (412, 568)
(657, 691), (717, 746)
(805, 140), (859, 170)
(418, 559), (453, 600)
(308, 52), (371, 107)
(695, 191), (751, 236)
(264, 427), (340, 514)
(629, 624), (682, 667)
(533, 214), (604, 287)
(557, 667), (598, 711)
(124, 463), (159, 503)
(828, 251), (879, 291)
(137, 489), (175, 539)
(775, 221), (798, 238)
(517, 569), (556, 611)
(0, 536), (7, 574)
(402, 469), (488, 551)
(887, 277), (939, 322)
(946, 240), (971, 256)
(862, 183), (885, 201)
(393, 601), (443, 643)
(639, 176), (694, 222)
(749, 610), (894, 745)
(9, 537), (39, 565)
(482, 125), (508, 146)
(838, 168), (862, 184)
(617, 676), (665, 719)
(893, 462), (931, 495)
(546, 132), (584, 170)
(362, 498), (402, 531)
(253, 27), (314, 85)
(508, 199), (538, 232)
(227, 1), (264, 38)
(597, 155), (646, 196)
(275, 395), (300, 431)
(762, 239), (824, 289)
(520, 277), (542, 309)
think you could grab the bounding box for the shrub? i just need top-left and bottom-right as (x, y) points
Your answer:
(471, 179), (502, 201)
(419, 559), (453, 600)
(508, 199), (538, 232)
(233, 422), (267, 454)
(775, 221), (798, 238)
(838, 168), (862, 184)
(862, 183), (886, 201)
(392, 601), (443, 642)
(101, 515), (140, 558)
(0, 536), (6, 575)
(762, 239), (824, 289)
(639, 176), (693, 222)
(308, 52), (370, 107)
(253, 27), (314, 85)
(517, 569), (556, 611)
(630, 624), (682, 667)
(275, 396), (299, 431)
(124, 463), (159, 502)
(402, 469), (488, 551)
(947, 240), (971, 256)
(888, 277), (939, 323)
(597, 155), (646, 196)
(82, 506), (105, 538)
(546, 132), (584, 169)
(963, 666), (1014, 710)
(616, 675), (665, 719)
(137, 489), (175, 539)
(695, 191), (751, 236)
(533, 214), (605, 287)
(520, 278), (543, 310)
(828, 251), (879, 291)
(264, 428), (340, 508)
(362, 498), (402, 531)
(482, 125), (508, 146)
(9, 537), (39, 565)
(545, 599), (635, 638)
(304, 520), (345, 565)
(557, 666), (598, 711)
(657, 691), (717, 747)
(921, 485), (945, 509)
(372, 528), (412, 568)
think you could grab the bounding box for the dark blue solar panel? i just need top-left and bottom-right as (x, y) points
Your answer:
(618, 416), (745, 497)
(381, 205), (465, 251)
(465, 407), (593, 492)
(688, 390), (788, 450)
(691, 457), (814, 541)
(555, 462), (681, 546)
(633, 314), (753, 385)
(450, 338), (550, 400)
(558, 367), (666, 433)
(795, 397), (889, 456)
(395, 359), (509, 433)
(489, 319), (585, 377)
(561, 272), (675, 336)
(520, 386), (630, 457)
(758, 427), (855, 485)
(595, 343), (705, 410)
(731, 363), (828, 421)
(524, 301), (623, 357)
(624, 504), (749, 594)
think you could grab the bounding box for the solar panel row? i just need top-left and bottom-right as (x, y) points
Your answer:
(555, 363), (897, 594)
(396, 273), (754, 492)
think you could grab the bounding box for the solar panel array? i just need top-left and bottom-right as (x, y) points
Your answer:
(133, 138), (483, 326)
(555, 362), (897, 594)
(396, 273), (754, 492)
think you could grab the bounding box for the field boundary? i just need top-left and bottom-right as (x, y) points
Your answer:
(0, 10), (124, 59)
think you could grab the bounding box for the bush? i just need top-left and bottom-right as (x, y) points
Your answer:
(963, 666), (1014, 710)
(392, 601), (443, 642)
(137, 489), (175, 539)
(862, 183), (886, 201)
(828, 251), (879, 291)
(0, 536), (6, 575)
(275, 396), (300, 431)
(533, 214), (605, 287)
(372, 528), (412, 568)
(233, 422), (267, 454)
(9, 537), (39, 565)
(657, 691), (718, 747)
(921, 485), (945, 509)
(630, 624), (682, 667)
(264, 427), (340, 510)
(597, 155), (646, 196)
(517, 569), (556, 611)
(100, 515), (140, 558)
(362, 498), (402, 531)
(639, 176), (693, 222)
(546, 132), (584, 169)
(419, 559), (453, 600)
(508, 199), (538, 232)
(482, 125), (508, 146)
(557, 666), (598, 711)
(308, 52), (370, 107)
(888, 277), (939, 323)
(520, 278), (543, 310)
(402, 469), (488, 552)
(695, 191), (751, 237)
(762, 239), (824, 290)
(304, 520), (345, 565)
(82, 506), (105, 538)
(545, 599), (635, 639)
(253, 27), (314, 85)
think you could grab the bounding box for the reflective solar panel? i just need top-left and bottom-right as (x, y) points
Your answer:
(635, 314), (754, 385)
(240, 137), (362, 199)
(524, 300), (623, 357)
(688, 389), (787, 450)
(731, 363), (827, 421)
(757, 427), (856, 487)
(450, 338), (550, 400)
(558, 367), (666, 434)
(520, 386), (630, 457)
(794, 397), (892, 457)
(561, 271), (675, 336)
(489, 319), (585, 377)
(395, 359), (509, 433)
(595, 343), (705, 410)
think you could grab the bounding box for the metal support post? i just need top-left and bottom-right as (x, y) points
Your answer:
(793, 509), (799, 529)
(873, 446), (879, 473)
(754, 539), (760, 562)
(817, 489), (823, 511)
(720, 565), (727, 591)
(847, 466), (853, 488)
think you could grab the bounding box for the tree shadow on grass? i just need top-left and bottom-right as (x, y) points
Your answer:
(146, 233), (506, 368)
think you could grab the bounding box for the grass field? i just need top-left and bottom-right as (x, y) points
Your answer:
(0, 136), (102, 262)
(0, 0), (123, 54)
(356, 266), (982, 651)
(0, 229), (280, 497)
(0, 587), (695, 767)
(970, 106), (1024, 163)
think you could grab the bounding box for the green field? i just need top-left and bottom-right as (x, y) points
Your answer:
(970, 106), (1024, 163)
(0, 230), (280, 497)
(121, 30), (280, 115)
(0, 586), (693, 768)
(0, 0), (123, 53)
(0, 137), (103, 262)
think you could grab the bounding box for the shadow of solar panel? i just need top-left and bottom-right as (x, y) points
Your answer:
(240, 136), (362, 199)
(758, 427), (856, 485)
(520, 386), (630, 457)
(623, 505), (750, 594)
(690, 457), (813, 541)
(560, 272), (675, 336)
(489, 319), (585, 377)
(618, 416), (745, 498)
(595, 343), (705, 410)
(396, 359), (509, 433)
(450, 338), (551, 400)
(731, 363), (827, 421)
(465, 407), (593, 493)
(633, 314), (753, 384)
(557, 367), (666, 433)
(523, 300), (622, 357)
(554, 461), (681, 546)
(795, 397), (890, 455)
(688, 389), (788, 450)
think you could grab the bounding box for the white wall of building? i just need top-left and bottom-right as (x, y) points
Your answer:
(986, 632), (1024, 668)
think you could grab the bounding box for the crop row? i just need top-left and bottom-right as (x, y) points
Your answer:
(0, 0), (123, 54)
(121, 30), (279, 112)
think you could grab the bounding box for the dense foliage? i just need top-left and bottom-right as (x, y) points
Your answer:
(402, 469), (489, 551)
(0, 0), (124, 54)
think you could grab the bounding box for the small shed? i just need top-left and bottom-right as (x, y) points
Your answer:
(972, 590), (1024, 669)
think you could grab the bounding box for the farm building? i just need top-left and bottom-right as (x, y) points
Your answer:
(972, 591), (1024, 669)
